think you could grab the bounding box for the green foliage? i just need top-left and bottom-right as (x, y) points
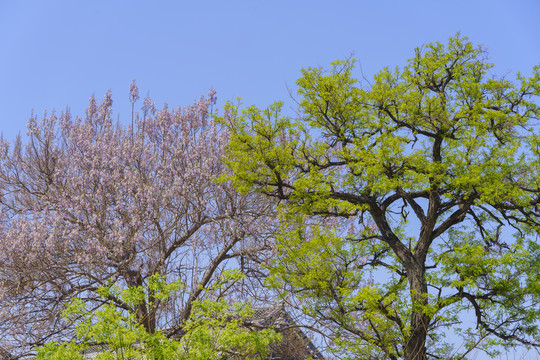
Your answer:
(37, 275), (183, 360)
(219, 34), (540, 359)
(181, 299), (280, 360)
(37, 274), (280, 360)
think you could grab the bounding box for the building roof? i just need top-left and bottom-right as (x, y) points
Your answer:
(246, 304), (325, 360)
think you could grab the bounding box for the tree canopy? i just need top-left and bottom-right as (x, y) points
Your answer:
(0, 85), (276, 358)
(220, 35), (540, 359)
(3, 34), (540, 360)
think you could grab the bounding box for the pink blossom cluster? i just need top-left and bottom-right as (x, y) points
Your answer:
(0, 86), (275, 357)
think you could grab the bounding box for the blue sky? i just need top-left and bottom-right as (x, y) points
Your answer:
(1, 0), (539, 141)
(1, 1), (540, 358)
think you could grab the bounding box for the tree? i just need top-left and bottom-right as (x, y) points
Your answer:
(36, 274), (280, 360)
(219, 35), (540, 359)
(0, 84), (276, 358)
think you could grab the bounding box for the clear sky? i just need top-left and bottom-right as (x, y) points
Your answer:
(1, 1), (540, 358)
(1, 0), (539, 141)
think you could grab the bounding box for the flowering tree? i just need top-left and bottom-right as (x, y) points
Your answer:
(0, 84), (276, 358)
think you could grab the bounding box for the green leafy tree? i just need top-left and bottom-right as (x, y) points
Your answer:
(218, 35), (540, 359)
(37, 273), (280, 360)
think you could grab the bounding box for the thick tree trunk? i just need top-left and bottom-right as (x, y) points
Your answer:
(405, 311), (429, 360)
(404, 265), (430, 360)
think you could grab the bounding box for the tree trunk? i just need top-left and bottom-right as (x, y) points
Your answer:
(405, 311), (429, 360)
(404, 265), (430, 360)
